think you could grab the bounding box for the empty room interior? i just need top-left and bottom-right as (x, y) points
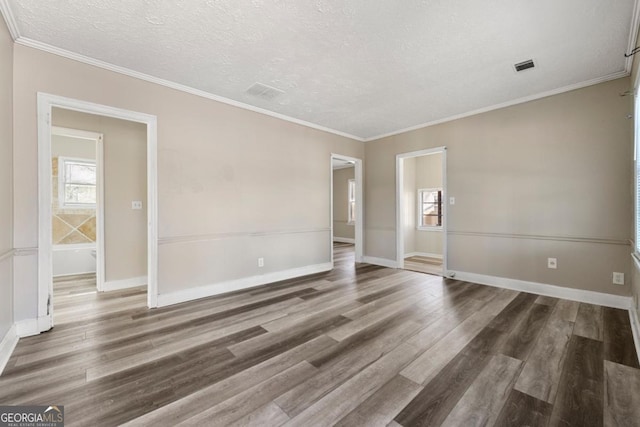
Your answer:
(1, 1), (640, 426)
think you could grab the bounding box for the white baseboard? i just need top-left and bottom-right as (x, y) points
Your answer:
(0, 324), (18, 375)
(452, 271), (633, 310)
(16, 316), (51, 338)
(630, 308), (640, 366)
(103, 276), (147, 292)
(53, 270), (96, 278)
(404, 252), (443, 259)
(362, 256), (398, 269)
(157, 263), (332, 307)
(333, 237), (355, 244)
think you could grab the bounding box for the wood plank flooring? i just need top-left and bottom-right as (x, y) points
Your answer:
(403, 255), (443, 276)
(1, 244), (639, 426)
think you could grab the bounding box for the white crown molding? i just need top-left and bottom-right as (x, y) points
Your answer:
(14, 37), (366, 142)
(625, 0), (640, 73)
(364, 70), (630, 142)
(6, 2), (636, 144)
(0, 0), (20, 40)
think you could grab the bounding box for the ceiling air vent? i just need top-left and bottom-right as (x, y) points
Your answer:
(514, 59), (535, 72)
(246, 82), (285, 101)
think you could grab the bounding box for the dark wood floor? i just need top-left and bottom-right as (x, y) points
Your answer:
(1, 244), (639, 426)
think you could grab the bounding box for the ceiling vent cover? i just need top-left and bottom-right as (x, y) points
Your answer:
(514, 59), (535, 72)
(246, 82), (285, 101)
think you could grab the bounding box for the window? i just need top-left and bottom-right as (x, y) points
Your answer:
(418, 188), (442, 229)
(348, 179), (356, 224)
(58, 157), (97, 209)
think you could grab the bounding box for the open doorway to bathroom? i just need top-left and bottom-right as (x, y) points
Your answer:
(396, 147), (447, 276)
(51, 126), (102, 303)
(48, 107), (149, 326)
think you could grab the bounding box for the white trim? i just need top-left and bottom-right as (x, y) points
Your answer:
(53, 271), (96, 278)
(37, 93), (159, 329)
(53, 243), (95, 251)
(333, 237), (355, 244)
(0, 324), (18, 375)
(51, 126), (102, 141)
(0, 249), (12, 263)
(362, 256), (398, 269)
(452, 271), (633, 310)
(0, 0), (20, 40)
(17, 37), (364, 142)
(103, 276), (147, 292)
(13, 247), (37, 256)
(330, 154), (364, 265)
(159, 228), (330, 245)
(451, 230), (629, 246)
(629, 308), (640, 366)
(404, 252), (443, 260)
(16, 317), (52, 338)
(157, 263), (332, 307)
(365, 71), (629, 142)
(396, 147), (448, 272)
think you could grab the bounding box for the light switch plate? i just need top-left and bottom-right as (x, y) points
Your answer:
(449, 197), (455, 205)
(132, 201), (143, 210)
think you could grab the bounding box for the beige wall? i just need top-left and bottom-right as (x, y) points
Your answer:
(0, 16), (13, 338)
(333, 167), (355, 240)
(12, 44), (363, 318)
(52, 109), (147, 282)
(366, 77), (633, 296)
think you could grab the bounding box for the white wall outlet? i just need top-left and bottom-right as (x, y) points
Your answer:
(613, 272), (625, 285)
(132, 201), (143, 210)
(449, 197), (455, 205)
(547, 258), (557, 269)
(257, 257), (264, 268)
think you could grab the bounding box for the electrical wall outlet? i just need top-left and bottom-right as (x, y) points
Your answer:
(613, 272), (625, 285)
(132, 201), (143, 210)
(257, 257), (264, 268)
(547, 258), (557, 269)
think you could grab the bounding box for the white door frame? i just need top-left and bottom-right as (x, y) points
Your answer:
(51, 126), (105, 291)
(396, 147), (448, 272)
(330, 153), (364, 265)
(37, 93), (158, 331)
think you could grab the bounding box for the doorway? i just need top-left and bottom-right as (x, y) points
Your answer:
(330, 154), (363, 267)
(396, 147), (448, 275)
(50, 126), (103, 305)
(37, 94), (158, 333)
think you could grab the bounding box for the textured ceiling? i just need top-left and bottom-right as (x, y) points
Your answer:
(5, 0), (638, 140)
